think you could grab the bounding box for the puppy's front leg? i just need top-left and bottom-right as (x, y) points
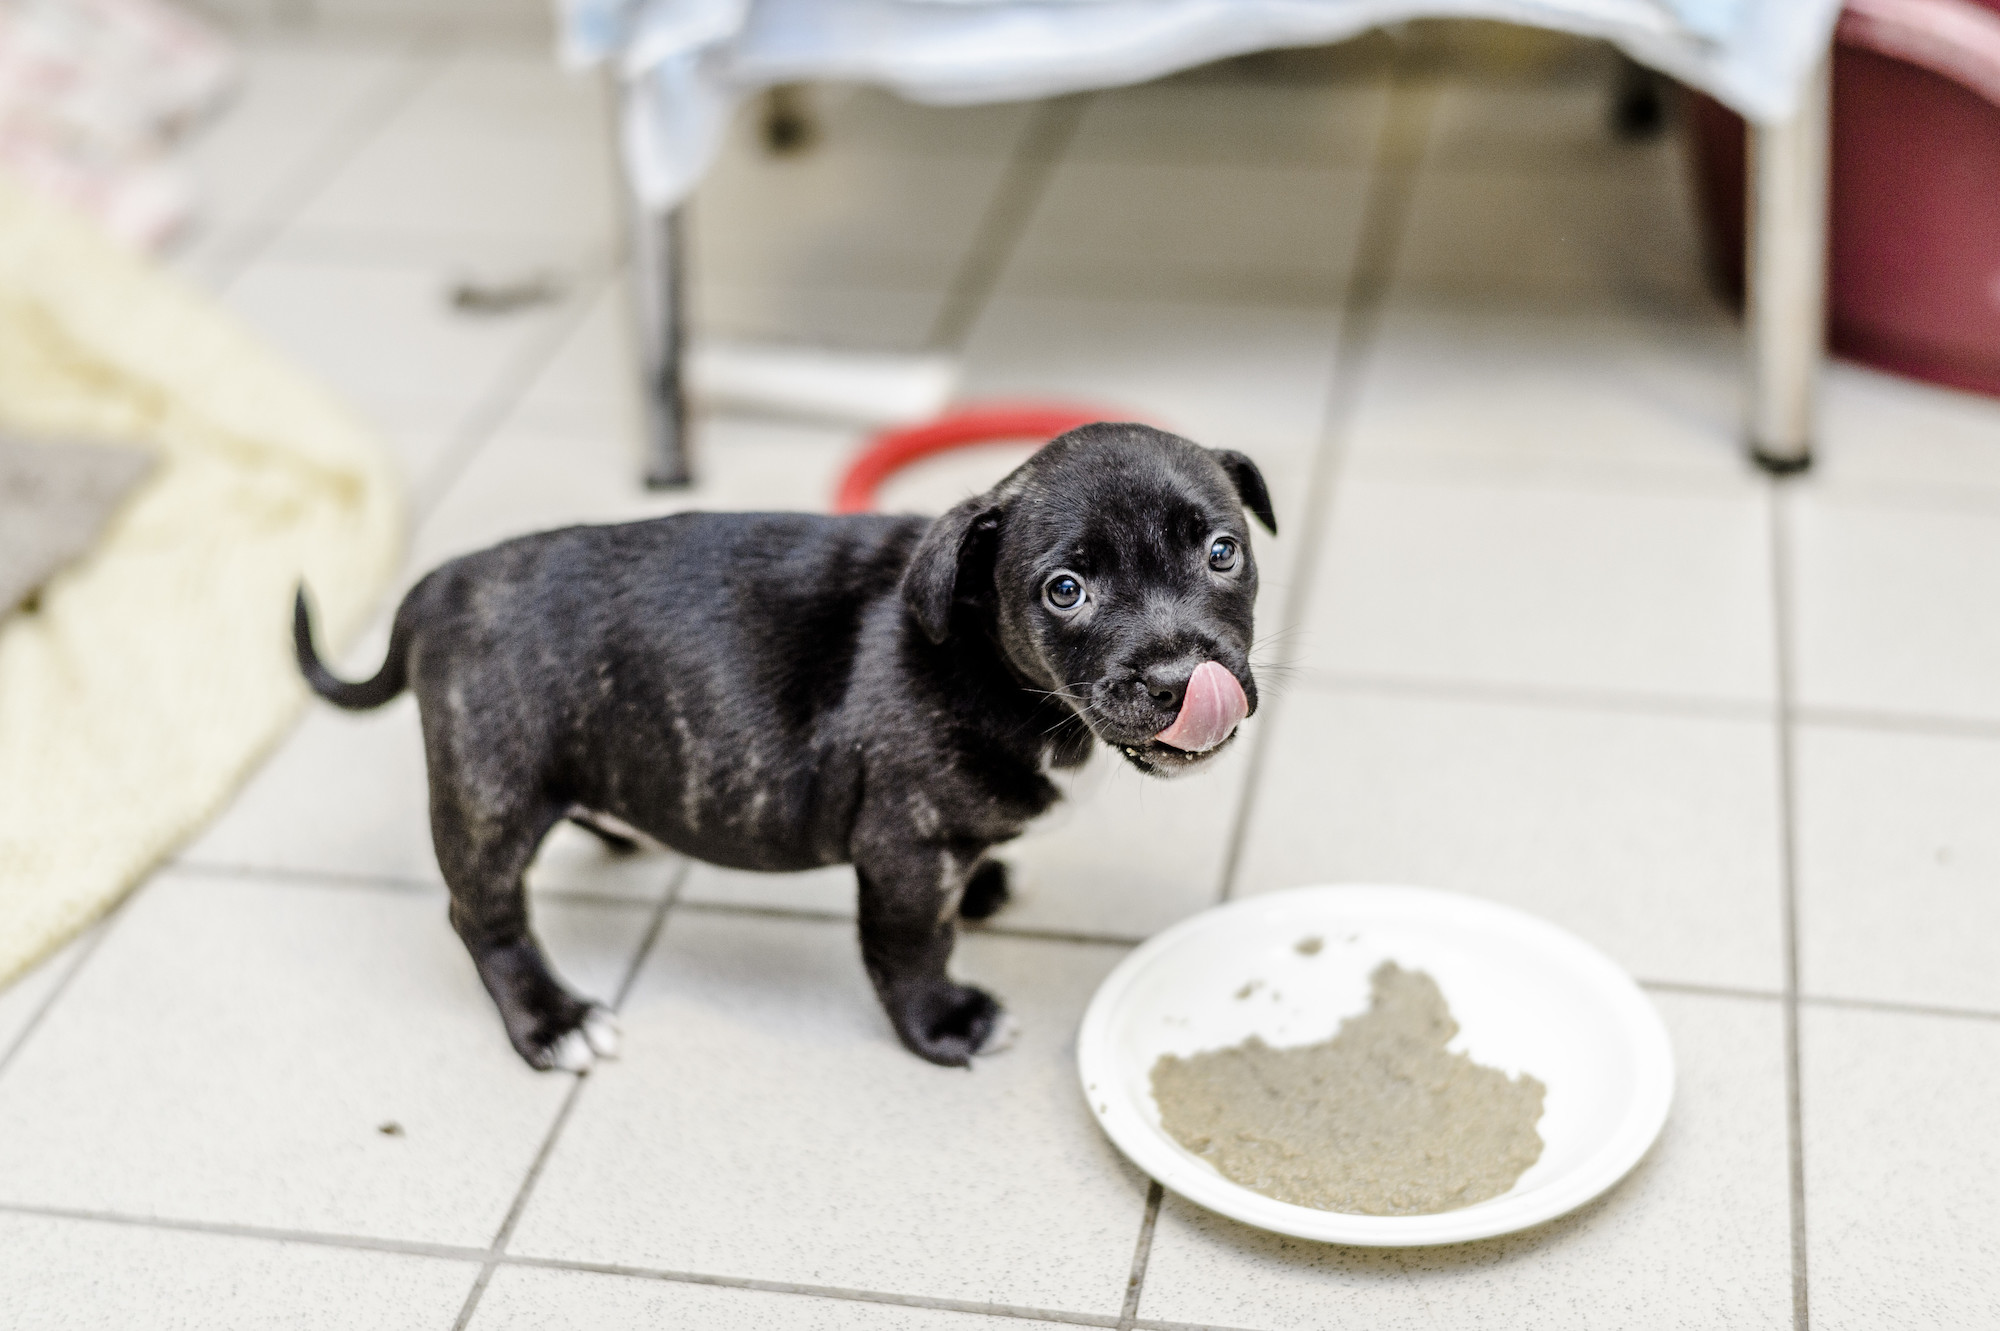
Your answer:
(855, 847), (1015, 1067)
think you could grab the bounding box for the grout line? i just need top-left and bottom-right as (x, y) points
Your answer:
(413, 262), (619, 518)
(0, 923), (118, 1086)
(450, 1080), (586, 1328)
(671, 896), (1145, 948)
(202, 38), (447, 291)
(0, 1200), (484, 1264)
(612, 859), (692, 1008)
(166, 858), (687, 914)
(962, 920), (1142, 949)
(493, 1254), (1122, 1328)
(671, 899), (854, 927)
(1216, 64), (1438, 904)
(1799, 993), (2000, 1025)
(166, 862), (2000, 1022)
(1768, 483), (1811, 1331)
(1116, 1182), (1164, 1330)
(1532, 977), (2000, 1026)
(925, 94), (1093, 351)
(224, 225), (620, 271)
(1792, 704), (2000, 743)
(1638, 978), (1783, 1004)
(450, 859), (689, 1330)
(1296, 669), (1776, 723)
(1176, 657), (2000, 750)
(0, 1198), (1125, 1328)
(169, 859), (441, 894)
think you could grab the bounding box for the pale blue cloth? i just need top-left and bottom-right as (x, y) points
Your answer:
(564, 0), (1841, 207)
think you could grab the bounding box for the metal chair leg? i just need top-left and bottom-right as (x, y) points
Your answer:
(629, 199), (692, 489)
(1745, 53), (1831, 475)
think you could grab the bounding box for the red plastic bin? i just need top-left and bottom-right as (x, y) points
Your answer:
(1688, 0), (2000, 397)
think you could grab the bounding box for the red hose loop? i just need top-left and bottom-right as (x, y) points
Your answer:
(1840, 0), (2000, 109)
(832, 403), (1140, 514)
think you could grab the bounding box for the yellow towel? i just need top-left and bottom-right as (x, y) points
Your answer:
(0, 174), (403, 987)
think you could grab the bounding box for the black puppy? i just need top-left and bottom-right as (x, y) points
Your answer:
(294, 423), (1275, 1071)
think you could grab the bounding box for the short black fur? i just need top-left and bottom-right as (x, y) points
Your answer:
(294, 424), (1273, 1070)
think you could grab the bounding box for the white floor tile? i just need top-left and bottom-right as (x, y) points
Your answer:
(1390, 156), (1711, 311)
(288, 51), (616, 249)
(1139, 990), (1792, 1330)
(958, 296), (1340, 488)
(0, 1213), (475, 1331)
(178, 42), (422, 236)
(1002, 160), (1371, 304)
(1305, 475), (1775, 702)
(690, 281), (952, 355)
(474, 1267), (1074, 1329)
(999, 735), (1252, 938)
(1424, 74), (1638, 168)
(382, 49), (608, 143)
(1791, 493), (2000, 723)
(1234, 688), (1785, 990)
(0, 872), (649, 1247)
(1795, 725), (2000, 1011)
(183, 697), (437, 885)
(691, 147), (1015, 293)
(1066, 76), (1388, 168)
(1802, 1006), (2000, 1330)
(506, 286), (636, 420)
(1342, 303), (1746, 488)
(510, 913), (1147, 1315)
(0, 929), (94, 1063)
(1811, 362), (2000, 504)
(220, 252), (578, 440)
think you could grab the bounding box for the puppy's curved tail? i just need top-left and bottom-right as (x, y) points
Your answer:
(294, 585), (409, 711)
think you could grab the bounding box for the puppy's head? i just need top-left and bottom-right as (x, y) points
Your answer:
(903, 423), (1275, 776)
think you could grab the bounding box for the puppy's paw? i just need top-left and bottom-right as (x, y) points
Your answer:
(958, 860), (1011, 922)
(894, 983), (1009, 1068)
(972, 1009), (1021, 1059)
(582, 1006), (622, 1059)
(521, 1003), (619, 1073)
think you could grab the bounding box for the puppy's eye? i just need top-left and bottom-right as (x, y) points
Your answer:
(1044, 573), (1085, 612)
(1208, 537), (1240, 572)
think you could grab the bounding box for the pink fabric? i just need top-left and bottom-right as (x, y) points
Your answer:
(1840, 0), (2000, 109)
(1154, 661), (1248, 753)
(0, 0), (235, 248)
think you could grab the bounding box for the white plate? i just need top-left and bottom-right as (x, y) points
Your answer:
(1077, 884), (1674, 1246)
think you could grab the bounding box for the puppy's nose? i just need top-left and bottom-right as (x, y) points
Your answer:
(1140, 663), (1189, 710)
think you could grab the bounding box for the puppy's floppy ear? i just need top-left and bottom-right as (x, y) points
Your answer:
(903, 495), (1002, 644)
(1211, 449), (1277, 535)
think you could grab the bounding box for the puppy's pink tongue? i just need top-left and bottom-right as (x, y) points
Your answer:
(1154, 662), (1249, 753)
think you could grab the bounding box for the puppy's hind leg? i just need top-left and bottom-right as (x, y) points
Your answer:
(855, 849), (1016, 1068)
(432, 794), (619, 1072)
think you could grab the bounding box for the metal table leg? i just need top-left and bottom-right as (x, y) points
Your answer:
(628, 193), (691, 489)
(1745, 53), (1832, 475)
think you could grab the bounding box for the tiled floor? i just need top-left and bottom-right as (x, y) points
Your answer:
(4, 23), (2000, 1331)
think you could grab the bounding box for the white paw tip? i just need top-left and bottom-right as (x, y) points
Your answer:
(974, 1011), (1021, 1058)
(583, 1009), (621, 1059)
(547, 1029), (594, 1073)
